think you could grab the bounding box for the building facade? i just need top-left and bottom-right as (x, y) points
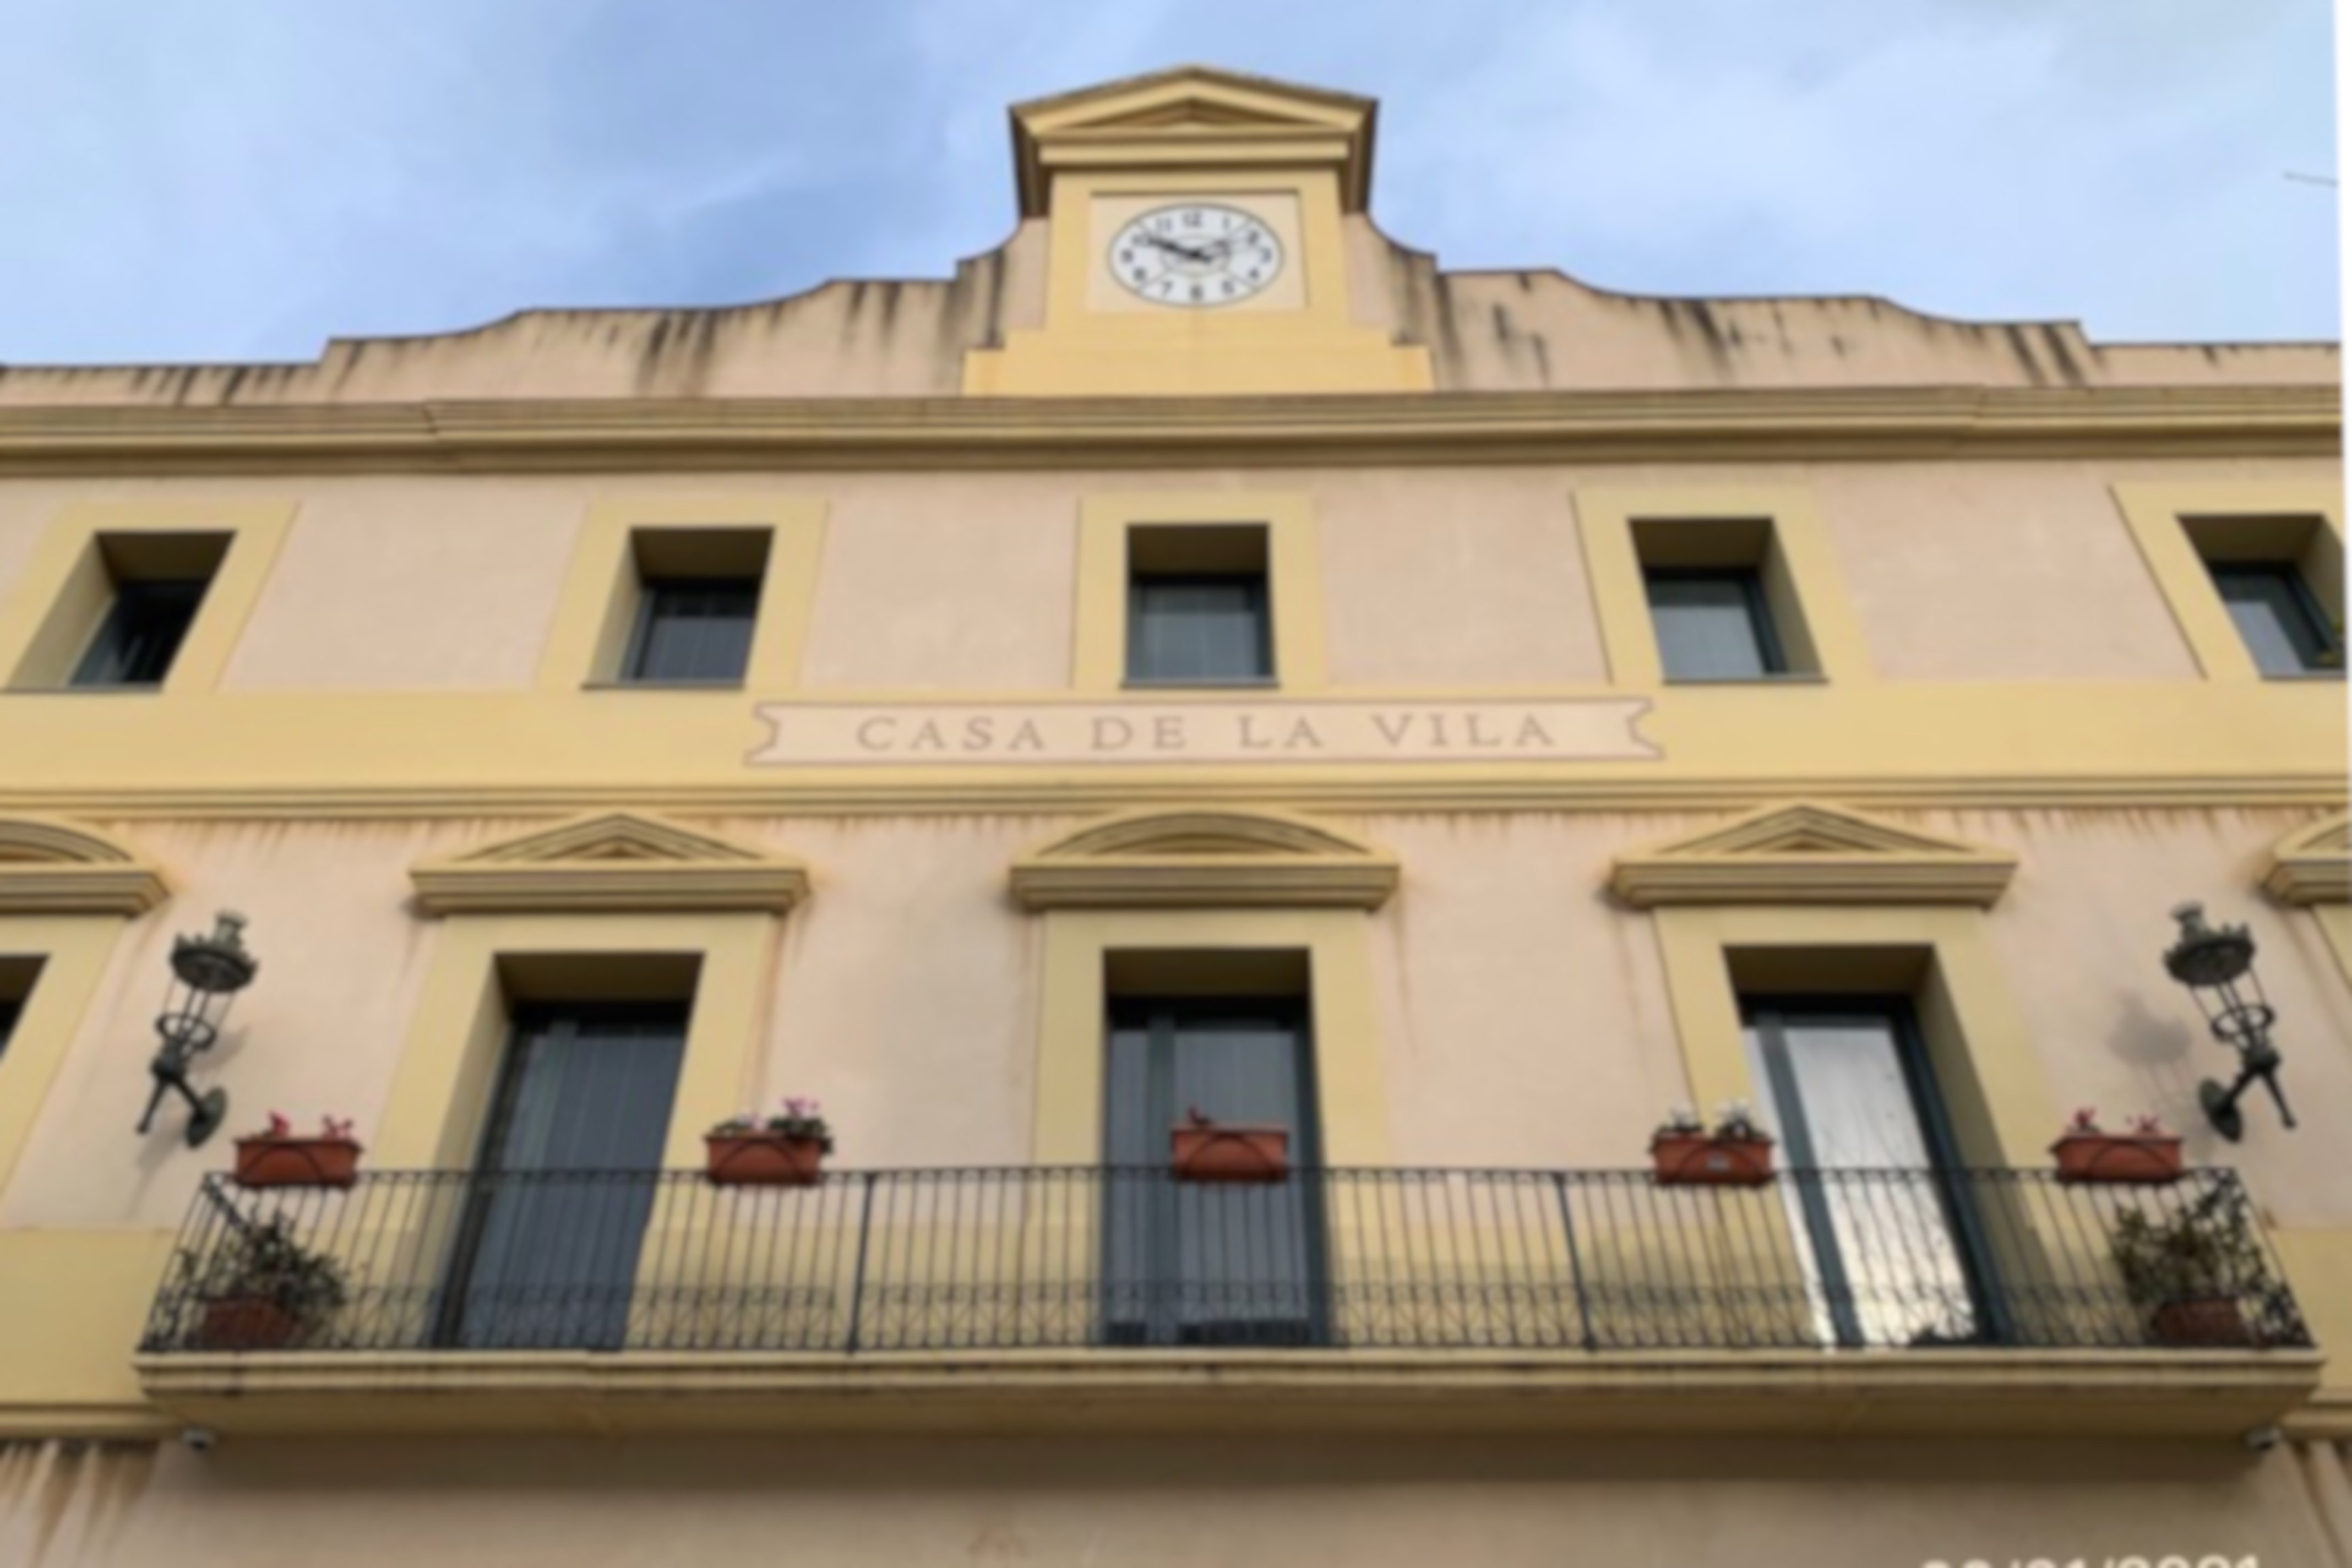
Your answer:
(0, 66), (2348, 1567)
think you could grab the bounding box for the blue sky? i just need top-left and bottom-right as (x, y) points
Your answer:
(0, 0), (2336, 365)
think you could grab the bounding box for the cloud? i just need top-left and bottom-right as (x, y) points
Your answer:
(0, 0), (2332, 363)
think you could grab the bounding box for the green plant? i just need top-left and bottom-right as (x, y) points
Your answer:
(2110, 1191), (2268, 1305)
(709, 1096), (834, 1153)
(181, 1217), (348, 1321)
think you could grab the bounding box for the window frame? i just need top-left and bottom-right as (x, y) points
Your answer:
(2111, 483), (2346, 684)
(1074, 493), (1325, 694)
(620, 573), (765, 687)
(68, 575), (214, 690)
(1124, 568), (1276, 688)
(2207, 559), (2341, 678)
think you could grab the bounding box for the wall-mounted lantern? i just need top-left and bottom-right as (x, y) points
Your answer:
(2163, 902), (2295, 1141)
(137, 912), (258, 1147)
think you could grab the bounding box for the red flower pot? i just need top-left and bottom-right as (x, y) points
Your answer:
(1171, 1124), (1289, 1184)
(2150, 1298), (2253, 1348)
(2051, 1133), (2183, 1185)
(233, 1136), (362, 1189)
(197, 1297), (302, 1351)
(1651, 1131), (1776, 1187)
(705, 1133), (826, 1187)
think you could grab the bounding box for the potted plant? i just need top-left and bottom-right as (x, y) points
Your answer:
(2110, 1191), (2269, 1347)
(182, 1217), (347, 1351)
(2051, 1107), (2183, 1185)
(1651, 1102), (1776, 1187)
(233, 1113), (363, 1189)
(1171, 1108), (1289, 1184)
(705, 1097), (834, 1186)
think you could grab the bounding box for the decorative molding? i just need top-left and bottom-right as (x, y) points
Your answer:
(410, 811), (810, 915)
(1609, 801), (2019, 907)
(0, 816), (171, 916)
(0, 385), (2332, 476)
(2264, 810), (2350, 905)
(1010, 807), (1398, 909)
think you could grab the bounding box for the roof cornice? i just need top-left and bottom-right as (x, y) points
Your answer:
(0, 385), (2333, 475)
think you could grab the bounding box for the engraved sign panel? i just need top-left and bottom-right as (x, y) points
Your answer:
(749, 700), (1656, 766)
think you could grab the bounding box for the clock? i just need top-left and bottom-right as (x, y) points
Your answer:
(1107, 203), (1287, 308)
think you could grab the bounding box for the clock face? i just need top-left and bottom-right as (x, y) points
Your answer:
(1108, 203), (1286, 308)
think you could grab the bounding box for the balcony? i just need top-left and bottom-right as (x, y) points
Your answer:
(134, 1166), (2320, 1440)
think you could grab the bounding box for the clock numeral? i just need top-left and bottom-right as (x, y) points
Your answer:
(1182, 210), (1202, 227)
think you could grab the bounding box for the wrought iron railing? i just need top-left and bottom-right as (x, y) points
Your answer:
(139, 1166), (2310, 1355)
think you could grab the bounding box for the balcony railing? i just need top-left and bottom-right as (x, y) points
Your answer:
(140, 1166), (2310, 1357)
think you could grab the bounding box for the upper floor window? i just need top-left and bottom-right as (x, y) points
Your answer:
(625, 576), (760, 684)
(1126, 524), (1273, 687)
(2208, 560), (2339, 677)
(56, 533), (230, 690)
(1643, 566), (1787, 681)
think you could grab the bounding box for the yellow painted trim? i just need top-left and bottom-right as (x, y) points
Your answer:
(1611, 801), (2017, 907)
(0, 816), (171, 916)
(1011, 807), (1397, 910)
(0, 385), (2331, 473)
(373, 912), (780, 1171)
(0, 1231), (176, 1430)
(2312, 906), (2352, 995)
(0, 498), (296, 693)
(1652, 904), (2057, 1168)
(1032, 907), (1389, 1164)
(2112, 481), (2346, 683)
(2263, 809), (2349, 905)
(1576, 486), (1874, 688)
(535, 496), (827, 692)
(130, 1345), (2321, 1440)
(1074, 491), (1326, 692)
(0, 918), (128, 1204)
(410, 810), (811, 915)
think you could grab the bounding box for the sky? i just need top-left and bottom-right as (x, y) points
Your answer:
(0, 0), (2337, 366)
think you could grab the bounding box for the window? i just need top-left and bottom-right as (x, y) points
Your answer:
(1126, 524), (1272, 685)
(0, 957), (43, 1068)
(0, 997), (20, 1063)
(58, 533), (230, 690)
(625, 576), (760, 684)
(1643, 567), (1785, 680)
(612, 528), (771, 687)
(2208, 562), (2339, 677)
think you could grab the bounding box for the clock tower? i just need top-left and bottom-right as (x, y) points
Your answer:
(962, 66), (1437, 396)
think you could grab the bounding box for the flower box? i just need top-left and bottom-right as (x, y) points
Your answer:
(1171, 1122), (1290, 1184)
(1651, 1131), (1775, 1188)
(705, 1133), (827, 1187)
(2051, 1132), (2183, 1185)
(197, 1297), (303, 1351)
(233, 1135), (362, 1190)
(2150, 1298), (2253, 1348)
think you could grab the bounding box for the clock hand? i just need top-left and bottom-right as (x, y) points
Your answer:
(1140, 232), (1216, 264)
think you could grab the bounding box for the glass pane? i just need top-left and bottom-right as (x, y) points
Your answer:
(629, 578), (759, 683)
(2213, 564), (2332, 676)
(445, 1007), (688, 1349)
(1645, 571), (1776, 680)
(1129, 575), (1270, 683)
(0, 997), (19, 1063)
(1747, 1010), (1977, 1348)
(70, 579), (208, 688)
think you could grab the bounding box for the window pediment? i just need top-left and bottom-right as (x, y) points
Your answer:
(1609, 802), (2016, 907)
(1010, 808), (1397, 910)
(0, 816), (170, 916)
(411, 812), (809, 915)
(2264, 810), (2349, 905)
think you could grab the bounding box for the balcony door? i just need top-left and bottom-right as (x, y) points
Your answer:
(1102, 997), (1327, 1346)
(436, 1004), (687, 1349)
(1741, 999), (1994, 1348)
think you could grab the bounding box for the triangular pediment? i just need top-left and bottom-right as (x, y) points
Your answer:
(1610, 802), (2016, 907)
(1010, 66), (1377, 215)
(1011, 808), (1396, 910)
(412, 812), (809, 914)
(2264, 809), (2350, 905)
(0, 816), (170, 916)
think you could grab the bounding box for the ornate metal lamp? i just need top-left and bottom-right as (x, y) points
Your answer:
(2163, 902), (2294, 1141)
(137, 912), (257, 1147)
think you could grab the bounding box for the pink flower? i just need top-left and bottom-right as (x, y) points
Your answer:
(2066, 1107), (2100, 1135)
(265, 1112), (291, 1139)
(2126, 1113), (2167, 1137)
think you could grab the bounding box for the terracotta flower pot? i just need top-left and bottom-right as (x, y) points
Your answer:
(705, 1133), (826, 1187)
(1171, 1124), (1289, 1184)
(233, 1136), (362, 1189)
(2150, 1297), (2253, 1348)
(2051, 1133), (2183, 1185)
(1651, 1131), (1776, 1187)
(197, 1297), (302, 1351)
